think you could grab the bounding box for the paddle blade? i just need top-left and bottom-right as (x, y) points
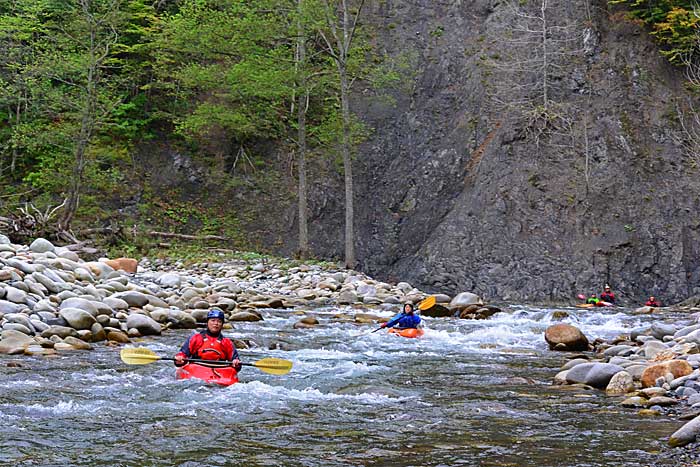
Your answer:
(577, 294), (586, 300)
(418, 295), (436, 310)
(252, 357), (293, 375)
(120, 347), (161, 365)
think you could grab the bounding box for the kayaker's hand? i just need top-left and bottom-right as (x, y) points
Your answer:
(380, 323), (387, 328)
(231, 358), (242, 372)
(174, 355), (186, 366)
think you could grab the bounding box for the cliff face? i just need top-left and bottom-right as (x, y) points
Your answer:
(346, 0), (700, 304)
(144, 0), (700, 304)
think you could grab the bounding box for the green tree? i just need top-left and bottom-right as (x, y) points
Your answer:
(610, 1), (700, 64)
(155, 0), (295, 158)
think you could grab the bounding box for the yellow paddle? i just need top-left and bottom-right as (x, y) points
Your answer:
(120, 347), (293, 375)
(417, 295), (436, 310)
(369, 295), (436, 333)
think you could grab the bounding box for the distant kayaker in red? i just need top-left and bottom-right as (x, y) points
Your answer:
(380, 303), (422, 329)
(599, 285), (615, 303)
(174, 309), (242, 371)
(645, 296), (660, 307)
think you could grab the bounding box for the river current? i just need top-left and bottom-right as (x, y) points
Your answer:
(0, 305), (685, 467)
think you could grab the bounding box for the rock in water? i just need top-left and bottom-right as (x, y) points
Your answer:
(669, 415), (700, 447)
(565, 362), (625, 389)
(0, 330), (35, 354)
(544, 324), (589, 351)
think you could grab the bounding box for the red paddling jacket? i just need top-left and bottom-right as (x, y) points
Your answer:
(175, 330), (239, 364)
(600, 291), (615, 303)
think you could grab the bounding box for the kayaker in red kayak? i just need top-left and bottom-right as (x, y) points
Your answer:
(599, 284), (615, 304)
(174, 309), (242, 371)
(380, 303), (422, 330)
(645, 296), (660, 307)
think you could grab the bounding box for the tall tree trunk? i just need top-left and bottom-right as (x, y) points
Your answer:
(541, 0), (548, 111)
(297, 0), (309, 258)
(319, 0), (364, 269)
(60, 14), (98, 230)
(339, 64), (354, 269)
(11, 101), (21, 174)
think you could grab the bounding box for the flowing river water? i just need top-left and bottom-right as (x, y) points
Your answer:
(0, 305), (687, 467)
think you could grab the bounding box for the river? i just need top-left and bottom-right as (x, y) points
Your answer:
(0, 305), (685, 466)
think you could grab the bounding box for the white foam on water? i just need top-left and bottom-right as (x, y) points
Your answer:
(0, 379), (43, 389)
(285, 347), (358, 360)
(12, 399), (99, 416)
(223, 380), (410, 404)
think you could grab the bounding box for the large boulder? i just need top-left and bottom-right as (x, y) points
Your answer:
(41, 325), (79, 339)
(650, 322), (678, 340)
(126, 313), (161, 336)
(565, 362), (625, 389)
(59, 297), (99, 316)
(605, 371), (635, 394)
(29, 237), (55, 253)
(0, 300), (21, 314)
(459, 305), (500, 320)
(421, 304), (453, 318)
(641, 360), (693, 388)
(0, 329), (35, 354)
(158, 273), (182, 288)
(338, 290), (358, 305)
(103, 257), (138, 274)
(544, 324), (589, 351)
(59, 308), (97, 330)
(449, 292), (482, 310)
(229, 311), (263, 322)
(669, 415), (700, 447)
(112, 291), (150, 308)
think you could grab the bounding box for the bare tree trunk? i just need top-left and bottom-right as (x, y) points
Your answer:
(339, 64), (354, 268)
(297, 0), (309, 259)
(541, 0), (548, 111)
(11, 101), (21, 174)
(319, 0), (364, 269)
(61, 23), (97, 230)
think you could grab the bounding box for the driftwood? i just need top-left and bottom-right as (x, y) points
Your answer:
(0, 200), (77, 244)
(148, 231), (230, 242)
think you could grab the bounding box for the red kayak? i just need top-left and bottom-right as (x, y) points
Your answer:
(388, 328), (425, 339)
(175, 362), (238, 386)
(576, 301), (614, 308)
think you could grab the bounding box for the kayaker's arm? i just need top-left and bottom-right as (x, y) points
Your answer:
(382, 313), (405, 329)
(174, 333), (197, 366)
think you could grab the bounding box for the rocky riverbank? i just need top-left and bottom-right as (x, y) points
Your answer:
(548, 311), (700, 460)
(0, 235), (496, 358)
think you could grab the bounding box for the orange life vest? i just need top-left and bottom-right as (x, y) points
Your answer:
(196, 334), (227, 361)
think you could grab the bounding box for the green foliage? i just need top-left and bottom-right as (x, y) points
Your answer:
(610, 0), (700, 64)
(155, 0), (295, 145)
(0, 0), (386, 258)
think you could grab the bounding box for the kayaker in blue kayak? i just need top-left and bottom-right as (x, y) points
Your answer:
(174, 309), (242, 370)
(380, 303), (422, 330)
